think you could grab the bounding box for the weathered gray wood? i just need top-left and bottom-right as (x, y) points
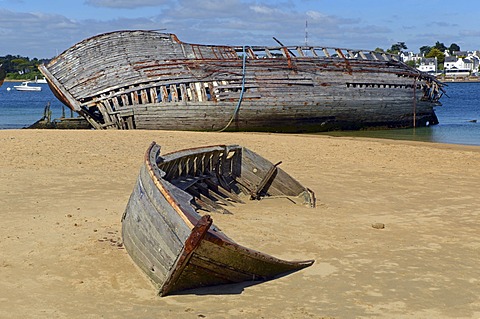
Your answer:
(40, 30), (443, 132)
(121, 142), (315, 295)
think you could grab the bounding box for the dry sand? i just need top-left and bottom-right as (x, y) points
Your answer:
(0, 129), (479, 318)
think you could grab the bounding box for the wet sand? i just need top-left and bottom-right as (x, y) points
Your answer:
(1, 129), (479, 318)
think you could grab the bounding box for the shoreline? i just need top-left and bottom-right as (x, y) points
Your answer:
(4, 79), (33, 82)
(1, 129), (479, 318)
(315, 126), (480, 147)
(0, 126), (479, 148)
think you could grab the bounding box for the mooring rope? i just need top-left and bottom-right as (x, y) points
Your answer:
(218, 45), (247, 132)
(413, 77), (417, 128)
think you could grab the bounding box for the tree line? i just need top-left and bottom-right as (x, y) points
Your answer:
(0, 55), (51, 81)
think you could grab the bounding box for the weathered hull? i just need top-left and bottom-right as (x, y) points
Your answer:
(129, 99), (438, 132)
(39, 30), (443, 132)
(122, 143), (315, 296)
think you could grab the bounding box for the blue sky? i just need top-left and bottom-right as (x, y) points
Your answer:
(1, 0), (479, 58)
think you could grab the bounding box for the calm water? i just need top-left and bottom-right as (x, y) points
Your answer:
(0, 81), (67, 129)
(0, 81), (479, 146)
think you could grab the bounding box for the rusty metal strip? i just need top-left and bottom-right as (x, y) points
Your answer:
(159, 215), (212, 296)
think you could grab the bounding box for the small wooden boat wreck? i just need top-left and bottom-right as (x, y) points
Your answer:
(27, 104), (91, 129)
(122, 142), (315, 296)
(39, 30), (444, 132)
(0, 64), (5, 87)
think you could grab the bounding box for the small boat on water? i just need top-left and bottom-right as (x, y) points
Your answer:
(122, 142), (315, 296)
(35, 76), (48, 84)
(14, 81), (42, 91)
(39, 30), (444, 132)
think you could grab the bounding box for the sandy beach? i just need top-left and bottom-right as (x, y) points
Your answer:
(1, 129), (479, 318)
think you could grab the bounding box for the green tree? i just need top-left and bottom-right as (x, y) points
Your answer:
(11, 58), (31, 74)
(406, 60), (417, 68)
(448, 43), (460, 54)
(387, 42), (408, 54)
(426, 48), (445, 69)
(0, 55), (49, 80)
(433, 41), (447, 52)
(419, 45), (432, 56)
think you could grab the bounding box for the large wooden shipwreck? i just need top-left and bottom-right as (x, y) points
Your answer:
(40, 30), (444, 132)
(122, 142), (315, 296)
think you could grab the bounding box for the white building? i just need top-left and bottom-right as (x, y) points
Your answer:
(444, 56), (473, 77)
(417, 57), (437, 75)
(400, 52), (423, 64)
(401, 49), (480, 77)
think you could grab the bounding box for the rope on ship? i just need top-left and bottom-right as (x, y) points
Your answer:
(413, 77), (417, 128)
(218, 45), (247, 132)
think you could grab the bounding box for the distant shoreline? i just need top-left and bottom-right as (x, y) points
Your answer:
(440, 77), (480, 83)
(4, 79), (38, 82)
(427, 75), (480, 83)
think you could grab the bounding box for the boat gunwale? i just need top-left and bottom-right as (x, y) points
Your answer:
(144, 142), (196, 230)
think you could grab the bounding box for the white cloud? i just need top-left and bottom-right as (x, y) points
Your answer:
(250, 5), (277, 14)
(2, 0), (480, 57)
(84, 0), (168, 9)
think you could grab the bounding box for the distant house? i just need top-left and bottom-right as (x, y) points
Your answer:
(463, 58), (474, 70)
(444, 56), (458, 69)
(444, 56), (472, 77)
(399, 49), (480, 77)
(417, 57), (437, 74)
(468, 53), (480, 74)
(400, 51), (423, 64)
(452, 50), (469, 57)
(400, 52), (439, 74)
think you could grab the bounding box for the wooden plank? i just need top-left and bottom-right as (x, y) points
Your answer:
(188, 186), (233, 215)
(195, 182), (234, 207)
(160, 85), (169, 102)
(250, 161), (282, 200)
(204, 178), (245, 204)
